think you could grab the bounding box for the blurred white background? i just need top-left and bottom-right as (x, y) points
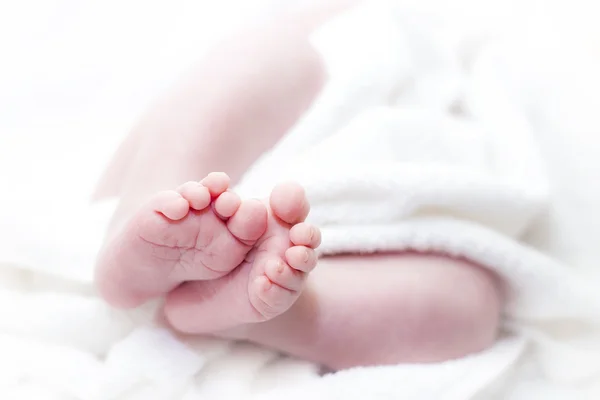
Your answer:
(0, 0), (598, 198)
(0, 0), (271, 202)
(1, 0), (599, 197)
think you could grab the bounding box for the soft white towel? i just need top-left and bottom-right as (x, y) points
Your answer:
(3, 1), (600, 399)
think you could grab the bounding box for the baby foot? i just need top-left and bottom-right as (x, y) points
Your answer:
(95, 172), (268, 308)
(162, 182), (321, 333)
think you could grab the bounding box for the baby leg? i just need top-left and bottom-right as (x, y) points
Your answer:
(219, 253), (503, 370)
(94, 1), (358, 233)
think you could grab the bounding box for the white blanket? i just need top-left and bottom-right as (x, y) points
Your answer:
(3, 0), (600, 399)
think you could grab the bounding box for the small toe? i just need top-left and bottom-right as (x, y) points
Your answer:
(214, 191), (241, 219)
(285, 246), (317, 272)
(270, 182), (310, 225)
(151, 190), (189, 220)
(289, 223), (321, 248)
(177, 181), (211, 210)
(250, 276), (297, 320)
(227, 199), (268, 243)
(264, 258), (305, 292)
(201, 172), (230, 197)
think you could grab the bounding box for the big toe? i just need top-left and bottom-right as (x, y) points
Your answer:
(269, 182), (310, 225)
(227, 199), (269, 244)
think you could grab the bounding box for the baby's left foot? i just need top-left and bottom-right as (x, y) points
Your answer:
(95, 172), (269, 308)
(163, 182), (321, 333)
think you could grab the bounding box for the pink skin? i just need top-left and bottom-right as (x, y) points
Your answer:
(96, 172), (318, 331)
(94, 0), (502, 370)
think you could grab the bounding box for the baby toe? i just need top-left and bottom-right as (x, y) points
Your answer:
(285, 246), (317, 272)
(264, 258), (305, 292)
(151, 190), (189, 220)
(214, 191), (241, 219)
(177, 181), (211, 210)
(250, 276), (297, 320)
(289, 223), (321, 248)
(200, 172), (230, 197)
(227, 199), (268, 243)
(269, 182), (310, 225)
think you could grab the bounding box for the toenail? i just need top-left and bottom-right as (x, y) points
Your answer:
(275, 261), (284, 274)
(303, 249), (310, 262)
(267, 260), (284, 275)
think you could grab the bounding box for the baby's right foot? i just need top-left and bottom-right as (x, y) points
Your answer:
(95, 172), (268, 308)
